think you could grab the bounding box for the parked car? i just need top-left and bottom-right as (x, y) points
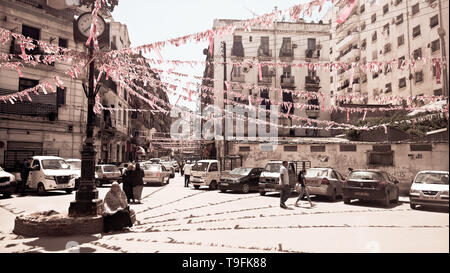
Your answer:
(95, 164), (122, 187)
(0, 166), (17, 198)
(65, 159), (81, 178)
(149, 158), (161, 164)
(26, 156), (77, 195)
(161, 161), (175, 178)
(191, 160), (221, 190)
(142, 163), (171, 185)
(259, 161), (298, 196)
(304, 167), (345, 201)
(72, 172), (98, 190)
(219, 167), (264, 193)
(409, 171), (449, 210)
(343, 169), (399, 207)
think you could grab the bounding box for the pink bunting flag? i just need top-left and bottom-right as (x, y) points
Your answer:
(336, 0), (356, 25)
(258, 63), (263, 81)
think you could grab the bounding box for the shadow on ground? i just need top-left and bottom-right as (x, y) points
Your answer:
(23, 235), (99, 252)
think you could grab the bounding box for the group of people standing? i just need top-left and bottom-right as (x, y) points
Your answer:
(121, 163), (145, 204)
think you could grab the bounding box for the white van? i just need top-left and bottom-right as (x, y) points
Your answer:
(27, 156), (77, 195)
(190, 160), (221, 190)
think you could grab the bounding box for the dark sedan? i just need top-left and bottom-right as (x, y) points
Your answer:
(343, 169), (399, 207)
(219, 167), (264, 193)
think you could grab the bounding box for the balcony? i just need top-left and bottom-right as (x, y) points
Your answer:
(0, 101), (58, 120)
(10, 41), (55, 67)
(305, 109), (320, 119)
(280, 76), (295, 88)
(305, 49), (320, 59)
(305, 76), (320, 91)
(336, 34), (359, 52)
(231, 74), (245, 83)
(257, 48), (273, 61)
(258, 77), (272, 85)
(231, 43), (245, 59)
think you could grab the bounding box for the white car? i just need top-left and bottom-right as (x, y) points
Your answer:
(27, 156), (78, 195)
(190, 160), (221, 190)
(95, 164), (122, 187)
(65, 159), (81, 178)
(0, 167), (17, 198)
(410, 171), (449, 210)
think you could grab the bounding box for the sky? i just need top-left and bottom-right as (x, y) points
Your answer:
(111, 0), (333, 111)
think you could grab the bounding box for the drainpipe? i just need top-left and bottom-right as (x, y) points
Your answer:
(405, 0), (413, 98)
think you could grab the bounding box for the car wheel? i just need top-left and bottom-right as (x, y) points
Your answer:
(220, 189), (227, 193)
(166, 178), (170, 184)
(259, 191), (266, 196)
(410, 203), (417, 209)
(343, 198), (351, 204)
(394, 191), (399, 204)
(3, 192), (11, 198)
(37, 183), (46, 196)
(65, 189), (73, 194)
(384, 192), (391, 207)
(194, 185), (200, 190)
(241, 184), (250, 194)
(329, 189), (337, 202)
(209, 181), (218, 190)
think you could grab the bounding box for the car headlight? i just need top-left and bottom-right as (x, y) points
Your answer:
(10, 175), (16, 182)
(45, 176), (55, 180)
(441, 190), (449, 196)
(410, 189), (420, 195)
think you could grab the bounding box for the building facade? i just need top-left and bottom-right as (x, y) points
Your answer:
(330, 0), (449, 105)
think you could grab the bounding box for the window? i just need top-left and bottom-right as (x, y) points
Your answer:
(280, 37), (293, 57)
(384, 63), (392, 74)
(310, 146), (325, 152)
(371, 14), (376, 23)
(395, 0), (403, 5)
(413, 48), (422, 60)
(431, 39), (440, 52)
(19, 78), (39, 91)
(384, 43), (391, 53)
(410, 144), (432, 152)
(383, 24), (390, 36)
(209, 163), (218, 172)
(399, 77), (406, 88)
(412, 3), (419, 16)
(231, 35), (244, 57)
(22, 25), (40, 54)
(372, 50), (378, 60)
(398, 56), (405, 69)
(284, 146), (298, 152)
(239, 146), (250, 152)
(360, 4), (365, 13)
(413, 25), (421, 38)
(123, 109), (127, 126)
(258, 36), (270, 57)
(340, 144), (357, 152)
(383, 4), (389, 15)
(398, 35), (405, 47)
(430, 15), (439, 28)
(372, 31), (377, 42)
(330, 76), (333, 83)
(307, 38), (316, 51)
(282, 90), (294, 114)
(373, 72), (379, 79)
(360, 21), (366, 31)
(362, 74), (367, 83)
(415, 71), (423, 83)
(396, 14), (404, 25)
(361, 39), (367, 50)
(56, 87), (65, 106)
(369, 151), (394, 166)
(434, 88), (443, 96)
(58, 38), (68, 48)
(385, 83), (392, 93)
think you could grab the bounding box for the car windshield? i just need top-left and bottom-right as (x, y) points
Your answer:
(229, 168), (252, 175)
(144, 164), (161, 172)
(305, 169), (328, 177)
(348, 171), (382, 181)
(103, 166), (119, 172)
(149, 159), (160, 163)
(68, 161), (81, 170)
(415, 173), (449, 185)
(192, 162), (209, 172)
(265, 163), (282, 172)
(42, 159), (70, 170)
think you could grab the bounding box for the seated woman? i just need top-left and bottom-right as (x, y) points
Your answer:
(102, 182), (135, 233)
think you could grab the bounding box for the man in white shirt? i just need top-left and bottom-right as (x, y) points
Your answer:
(279, 161), (291, 209)
(183, 161), (192, 187)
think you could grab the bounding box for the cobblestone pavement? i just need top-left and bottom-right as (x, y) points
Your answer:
(0, 173), (448, 253)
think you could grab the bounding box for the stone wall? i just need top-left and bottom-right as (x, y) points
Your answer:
(229, 141), (449, 195)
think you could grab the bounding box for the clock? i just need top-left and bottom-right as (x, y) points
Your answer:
(76, 12), (106, 39)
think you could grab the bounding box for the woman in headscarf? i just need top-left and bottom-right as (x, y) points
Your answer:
(102, 182), (134, 232)
(122, 164), (134, 203)
(132, 163), (145, 204)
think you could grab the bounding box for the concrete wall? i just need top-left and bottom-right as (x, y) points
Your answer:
(229, 141), (449, 194)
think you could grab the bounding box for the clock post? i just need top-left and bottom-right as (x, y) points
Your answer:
(69, 39), (103, 217)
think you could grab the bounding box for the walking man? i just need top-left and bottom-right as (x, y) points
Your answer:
(294, 170), (315, 208)
(20, 158), (32, 196)
(279, 161), (291, 209)
(183, 160), (192, 187)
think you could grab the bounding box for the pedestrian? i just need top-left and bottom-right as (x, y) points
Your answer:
(102, 182), (135, 233)
(279, 161), (291, 209)
(183, 160), (192, 187)
(122, 164), (134, 203)
(294, 170), (315, 208)
(20, 159), (32, 196)
(132, 163), (144, 204)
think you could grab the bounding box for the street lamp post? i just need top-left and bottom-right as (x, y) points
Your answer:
(68, 40), (102, 217)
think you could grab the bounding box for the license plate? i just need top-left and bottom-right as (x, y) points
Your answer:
(221, 183), (229, 186)
(423, 195), (436, 199)
(355, 192), (369, 197)
(58, 184), (68, 189)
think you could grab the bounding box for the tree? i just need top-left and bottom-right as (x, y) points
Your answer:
(80, 0), (119, 12)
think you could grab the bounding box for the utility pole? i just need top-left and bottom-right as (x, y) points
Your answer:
(221, 41), (228, 160)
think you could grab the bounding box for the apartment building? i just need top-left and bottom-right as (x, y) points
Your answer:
(330, 0), (449, 105)
(209, 18), (332, 144)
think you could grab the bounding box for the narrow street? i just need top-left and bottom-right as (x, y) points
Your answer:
(0, 173), (448, 253)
